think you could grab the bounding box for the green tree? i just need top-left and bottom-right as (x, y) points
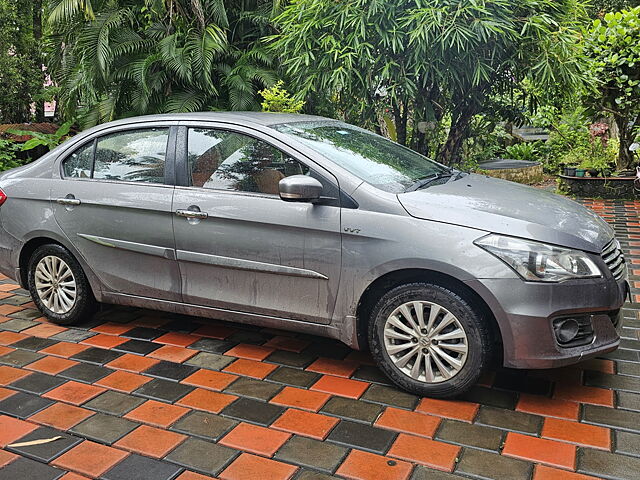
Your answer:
(47, 0), (278, 127)
(270, 0), (589, 165)
(0, 0), (44, 123)
(584, 7), (640, 169)
(589, 0), (640, 17)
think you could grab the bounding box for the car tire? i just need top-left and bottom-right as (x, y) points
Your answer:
(27, 244), (96, 325)
(369, 282), (491, 398)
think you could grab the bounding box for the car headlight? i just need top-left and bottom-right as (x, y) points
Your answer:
(474, 234), (602, 282)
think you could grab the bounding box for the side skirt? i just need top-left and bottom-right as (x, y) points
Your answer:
(101, 291), (355, 347)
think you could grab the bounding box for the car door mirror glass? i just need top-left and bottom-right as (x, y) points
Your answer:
(279, 175), (323, 202)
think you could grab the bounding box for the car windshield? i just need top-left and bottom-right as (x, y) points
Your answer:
(272, 121), (452, 193)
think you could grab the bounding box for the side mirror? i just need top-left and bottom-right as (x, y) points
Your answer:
(279, 175), (323, 202)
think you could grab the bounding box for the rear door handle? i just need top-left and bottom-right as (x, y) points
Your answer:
(56, 197), (81, 206)
(176, 209), (208, 220)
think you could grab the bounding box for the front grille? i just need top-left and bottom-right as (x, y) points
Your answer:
(601, 238), (626, 281)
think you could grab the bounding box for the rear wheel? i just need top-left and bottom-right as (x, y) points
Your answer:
(27, 244), (96, 325)
(369, 282), (491, 398)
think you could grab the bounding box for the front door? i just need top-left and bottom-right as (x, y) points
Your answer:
(51, 125), (181, 301)
(172, 125), (341, 323)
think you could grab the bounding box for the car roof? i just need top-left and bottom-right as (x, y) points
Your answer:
(100, 112), (336, 128)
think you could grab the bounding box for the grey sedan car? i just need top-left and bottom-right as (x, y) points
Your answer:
(0, 113), (629, 397)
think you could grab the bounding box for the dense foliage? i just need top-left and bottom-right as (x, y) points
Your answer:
(590, 0), (640, 16)
(1, 0), (639, 178)
(0, 0), (43, 122)
(584, 7), (640, 169)
(0, 139), (24, 171)
(270, 0), (588, 164)
(47, 0), (277, 127)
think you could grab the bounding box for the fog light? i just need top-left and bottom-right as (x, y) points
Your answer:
(554, 318), (580, 344)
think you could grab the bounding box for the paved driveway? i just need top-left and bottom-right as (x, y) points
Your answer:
(0, 199), (638, 480)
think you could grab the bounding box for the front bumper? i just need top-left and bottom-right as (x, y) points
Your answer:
(466, 275), (627, 369)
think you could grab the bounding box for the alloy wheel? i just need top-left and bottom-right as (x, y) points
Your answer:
(383, 300), (468, 383)
(34, 255), (77, 314)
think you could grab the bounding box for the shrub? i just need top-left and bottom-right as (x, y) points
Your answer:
(0, 138), (23, 171)
(505, 143), (538, 161)
(259, 81), (304, 113)
(538, 109), (591, 174)
(8, 122), (72, 152)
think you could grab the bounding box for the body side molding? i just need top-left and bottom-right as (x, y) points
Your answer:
(175, 249), (328, 280)
(77, 233), (176, 260)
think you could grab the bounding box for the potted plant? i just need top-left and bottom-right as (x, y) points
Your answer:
(564, 165), (577, 176)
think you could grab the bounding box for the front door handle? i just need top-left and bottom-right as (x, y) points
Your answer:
(56, 196), (81, 206)
(176, 209), (208, 220)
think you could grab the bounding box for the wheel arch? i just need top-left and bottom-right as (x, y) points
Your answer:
(18, 235), (102, 301)
(355, 268), (503, 359)
(18, 237), (66, 287)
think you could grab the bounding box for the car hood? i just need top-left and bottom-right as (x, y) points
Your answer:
(397, 174), (613, 253)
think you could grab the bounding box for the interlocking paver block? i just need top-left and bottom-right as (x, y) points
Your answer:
(435, 419), (504, 451)
(32, 405), (93, 436)
(457, 448), (532, 480)
(336, 449), (413, 480)
(70, 412), (139, 445)
(102, 453), (183, 480)
(52, 440), (129, 478)
(502, 432), (576, 469)
(171, 411), (237, 441)
(6, 426), (82, 463)
(578, 447), (640, 479)
(275, 435), (347, 472)
(271, 408), (339, 440)
(218, 452), (297, 480)
(388, 433), (460, 472)
(327, 420), (396, 454)
(219, 422), (290, 456)
(165, 437), (237, 476)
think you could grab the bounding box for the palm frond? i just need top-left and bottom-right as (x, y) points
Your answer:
(48, 0), (95, 24)
(164, 90), (209, 112)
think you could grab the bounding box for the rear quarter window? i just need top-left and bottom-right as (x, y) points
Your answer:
(62, 142), (93, 178)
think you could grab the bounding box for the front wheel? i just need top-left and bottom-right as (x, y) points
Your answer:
(27, 244), (96, 325)
(369, 282), (491, 398)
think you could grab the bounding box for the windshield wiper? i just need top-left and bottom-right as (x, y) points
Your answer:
(405, 171), (455, 192)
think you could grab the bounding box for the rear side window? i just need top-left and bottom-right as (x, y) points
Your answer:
(62, 128), (169, 184)
(94, 129), (169, 183)
(63, 142), (93, 178)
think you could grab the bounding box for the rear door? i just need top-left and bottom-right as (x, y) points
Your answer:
(50, 123), (181, 301)
(172, 124), (342, 323)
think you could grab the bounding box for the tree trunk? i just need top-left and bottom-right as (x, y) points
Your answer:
(615, 115), (634, 171)
(33, 0), (45, 122)
(410, 81), (443, 157)
(437, 104), (477, 165)
(393, 101), (408, 146)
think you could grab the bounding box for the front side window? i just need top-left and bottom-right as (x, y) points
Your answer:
(188, 128), (309, 195)
(93, 128), (169, 183)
